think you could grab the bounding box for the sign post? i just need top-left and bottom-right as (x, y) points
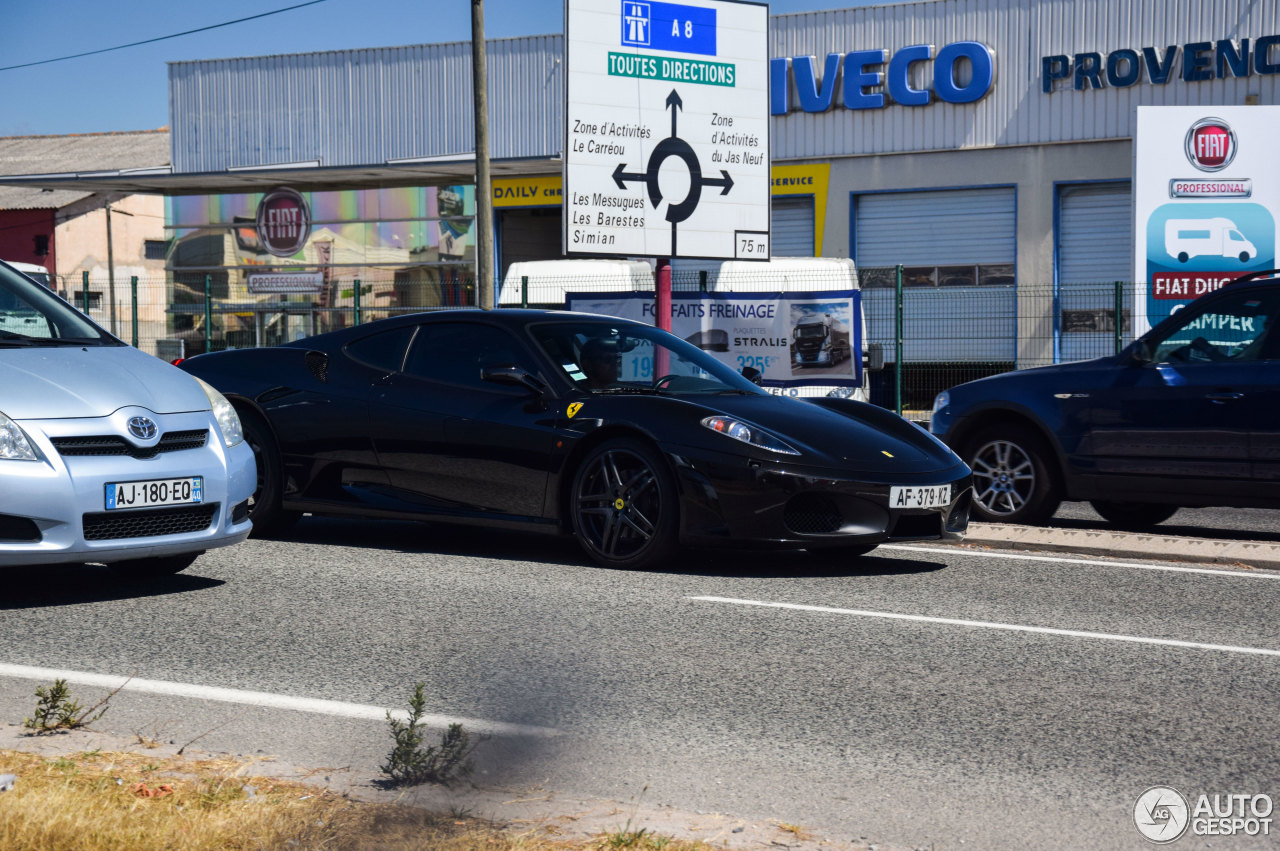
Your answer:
(564, 0), (770, 330)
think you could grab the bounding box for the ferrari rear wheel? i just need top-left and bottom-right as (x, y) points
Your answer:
(108, 552), (201, 579)
(240, 410), (301, 537)
(570, 438), (678, 570)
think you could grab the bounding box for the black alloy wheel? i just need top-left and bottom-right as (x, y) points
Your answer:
(965, 424), (1061, 525)
(1089, 500), (1179, 530)
(240, 410), (301, 537)
(570, 438), (678, 570)
(108, 551), (201, 579)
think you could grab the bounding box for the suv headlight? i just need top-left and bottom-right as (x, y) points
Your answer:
(194, 377), (244, 448)
(0, 411), (38, 461)
(931, 390), (950, 419)
(701, 416), (800, 455)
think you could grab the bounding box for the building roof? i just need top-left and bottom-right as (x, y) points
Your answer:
(0, 129), (169, 210)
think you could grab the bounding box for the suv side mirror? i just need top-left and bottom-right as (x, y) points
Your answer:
(1121, 340), (1152, 366)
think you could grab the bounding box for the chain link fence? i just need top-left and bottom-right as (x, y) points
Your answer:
(55, 266), (1138, 420)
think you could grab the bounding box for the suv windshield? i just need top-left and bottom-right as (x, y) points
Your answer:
(0, 263), (116, 347)
(531, 320), (766, 395)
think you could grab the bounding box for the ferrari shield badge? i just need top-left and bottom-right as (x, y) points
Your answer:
(567, 403), (584, 418)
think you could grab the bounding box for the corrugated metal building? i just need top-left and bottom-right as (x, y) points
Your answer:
(1, 0), (1275, 360)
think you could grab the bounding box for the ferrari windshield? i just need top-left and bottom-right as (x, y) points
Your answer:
(0, 263), (115, 347)
(531, 320), (767, 395)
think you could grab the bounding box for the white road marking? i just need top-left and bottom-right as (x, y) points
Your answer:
(880, 544), (1280, 579)
(689, 596), (1280, 658)
(0, 663), (558, 737)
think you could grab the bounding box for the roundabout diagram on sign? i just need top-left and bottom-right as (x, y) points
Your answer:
(610, 89), (734, 254)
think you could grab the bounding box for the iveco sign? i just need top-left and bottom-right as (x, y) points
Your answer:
(770, 42), (995, 114)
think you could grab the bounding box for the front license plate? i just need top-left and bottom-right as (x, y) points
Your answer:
(890, 484), (951, 509)
(105, 477), (204, 510)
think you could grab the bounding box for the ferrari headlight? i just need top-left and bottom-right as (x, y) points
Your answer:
(194, 377), (244, 448)
(0, 411), (38, 461)
(701, 415), (800, 455)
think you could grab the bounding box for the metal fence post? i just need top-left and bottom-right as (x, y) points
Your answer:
(1114, 280), (1124, 354)
(203, 274), (213, 354)
(521, 275), (528, 309)
(81, 271), (89, 316)
(130, 276), (138, 348)
(895, 264), (904, 417)
(353, 278), (362, 326)
(699, 270), (708, 293)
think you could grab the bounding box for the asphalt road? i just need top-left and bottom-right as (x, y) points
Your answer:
(2, 519), (1278, 850)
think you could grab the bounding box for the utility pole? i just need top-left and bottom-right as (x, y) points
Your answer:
(105, 202), (117, 336)
(471, 0), (495, 309)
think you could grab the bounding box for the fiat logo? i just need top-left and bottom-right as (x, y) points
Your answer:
(255, 187), (312, 257)
(127, 416), (158, 440)
(1185, 118), (1237, 172)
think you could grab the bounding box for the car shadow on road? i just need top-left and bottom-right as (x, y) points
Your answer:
(272, 516), (948, 578)
(0, 565), (224, 610)
(657, 546), (947, 579)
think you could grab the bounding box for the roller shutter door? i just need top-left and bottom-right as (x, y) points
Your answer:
(1058, 182), (1134, 362)
(1058, 183), (1132, 284)
(854, 187), (1015, 267)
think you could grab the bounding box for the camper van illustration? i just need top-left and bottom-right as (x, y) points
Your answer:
(1165, 217), (1258, 263)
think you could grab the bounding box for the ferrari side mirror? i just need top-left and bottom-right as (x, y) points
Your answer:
(482, 363), (547, 394)
(740, 365), (763, 385)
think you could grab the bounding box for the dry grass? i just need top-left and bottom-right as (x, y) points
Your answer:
(0, 749), (720, 851)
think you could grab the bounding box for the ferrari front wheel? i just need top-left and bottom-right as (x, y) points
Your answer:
(240, 410), (301, 537)
(570, 438), (678, 570)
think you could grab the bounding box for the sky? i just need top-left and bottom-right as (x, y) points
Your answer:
(0, 0), (880, 138)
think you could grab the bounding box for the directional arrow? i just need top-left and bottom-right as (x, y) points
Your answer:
(665, 89), (683, 138)
(612, 162), (646, 191)
(703, 170), (734, 196)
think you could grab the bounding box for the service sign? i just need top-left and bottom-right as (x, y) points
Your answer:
(564, 0), (770, 260)
(1135, 106), (1280, 333)
(566, 291), (862, 387)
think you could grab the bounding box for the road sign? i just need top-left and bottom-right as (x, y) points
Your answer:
(564, 0), (770, 260)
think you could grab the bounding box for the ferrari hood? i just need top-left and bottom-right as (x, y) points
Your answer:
(1, 347), (211, 420)
(688, 393), (961, 474)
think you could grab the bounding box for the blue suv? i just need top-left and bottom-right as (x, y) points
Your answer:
(930, 271), (1279, 528)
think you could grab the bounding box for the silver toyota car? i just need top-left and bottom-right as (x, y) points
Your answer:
(0, 261), (255, 577)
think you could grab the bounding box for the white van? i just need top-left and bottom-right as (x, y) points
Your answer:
(1165, 218), (1258, 263)
(712, 257), (878, 402)
(499, 256), (878, 402)
(5, 261), (52, 288)
(499, 259), (655, 306)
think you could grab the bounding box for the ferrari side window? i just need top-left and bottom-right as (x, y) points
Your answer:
(403, 323), (526, 388)
(344, 326), (415, 372)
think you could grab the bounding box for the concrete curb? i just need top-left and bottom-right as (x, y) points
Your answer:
(943, 522), (1280, 571)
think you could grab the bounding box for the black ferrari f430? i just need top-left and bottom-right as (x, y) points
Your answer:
(178, 310), (971, 569)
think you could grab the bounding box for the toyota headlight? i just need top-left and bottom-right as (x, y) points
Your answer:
(195, 377), (244, 448)
(0, 411), (38, 461)
(701, 415), (800, 455)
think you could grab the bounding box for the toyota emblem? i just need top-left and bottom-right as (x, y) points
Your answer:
(127, 416), (158, 440)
